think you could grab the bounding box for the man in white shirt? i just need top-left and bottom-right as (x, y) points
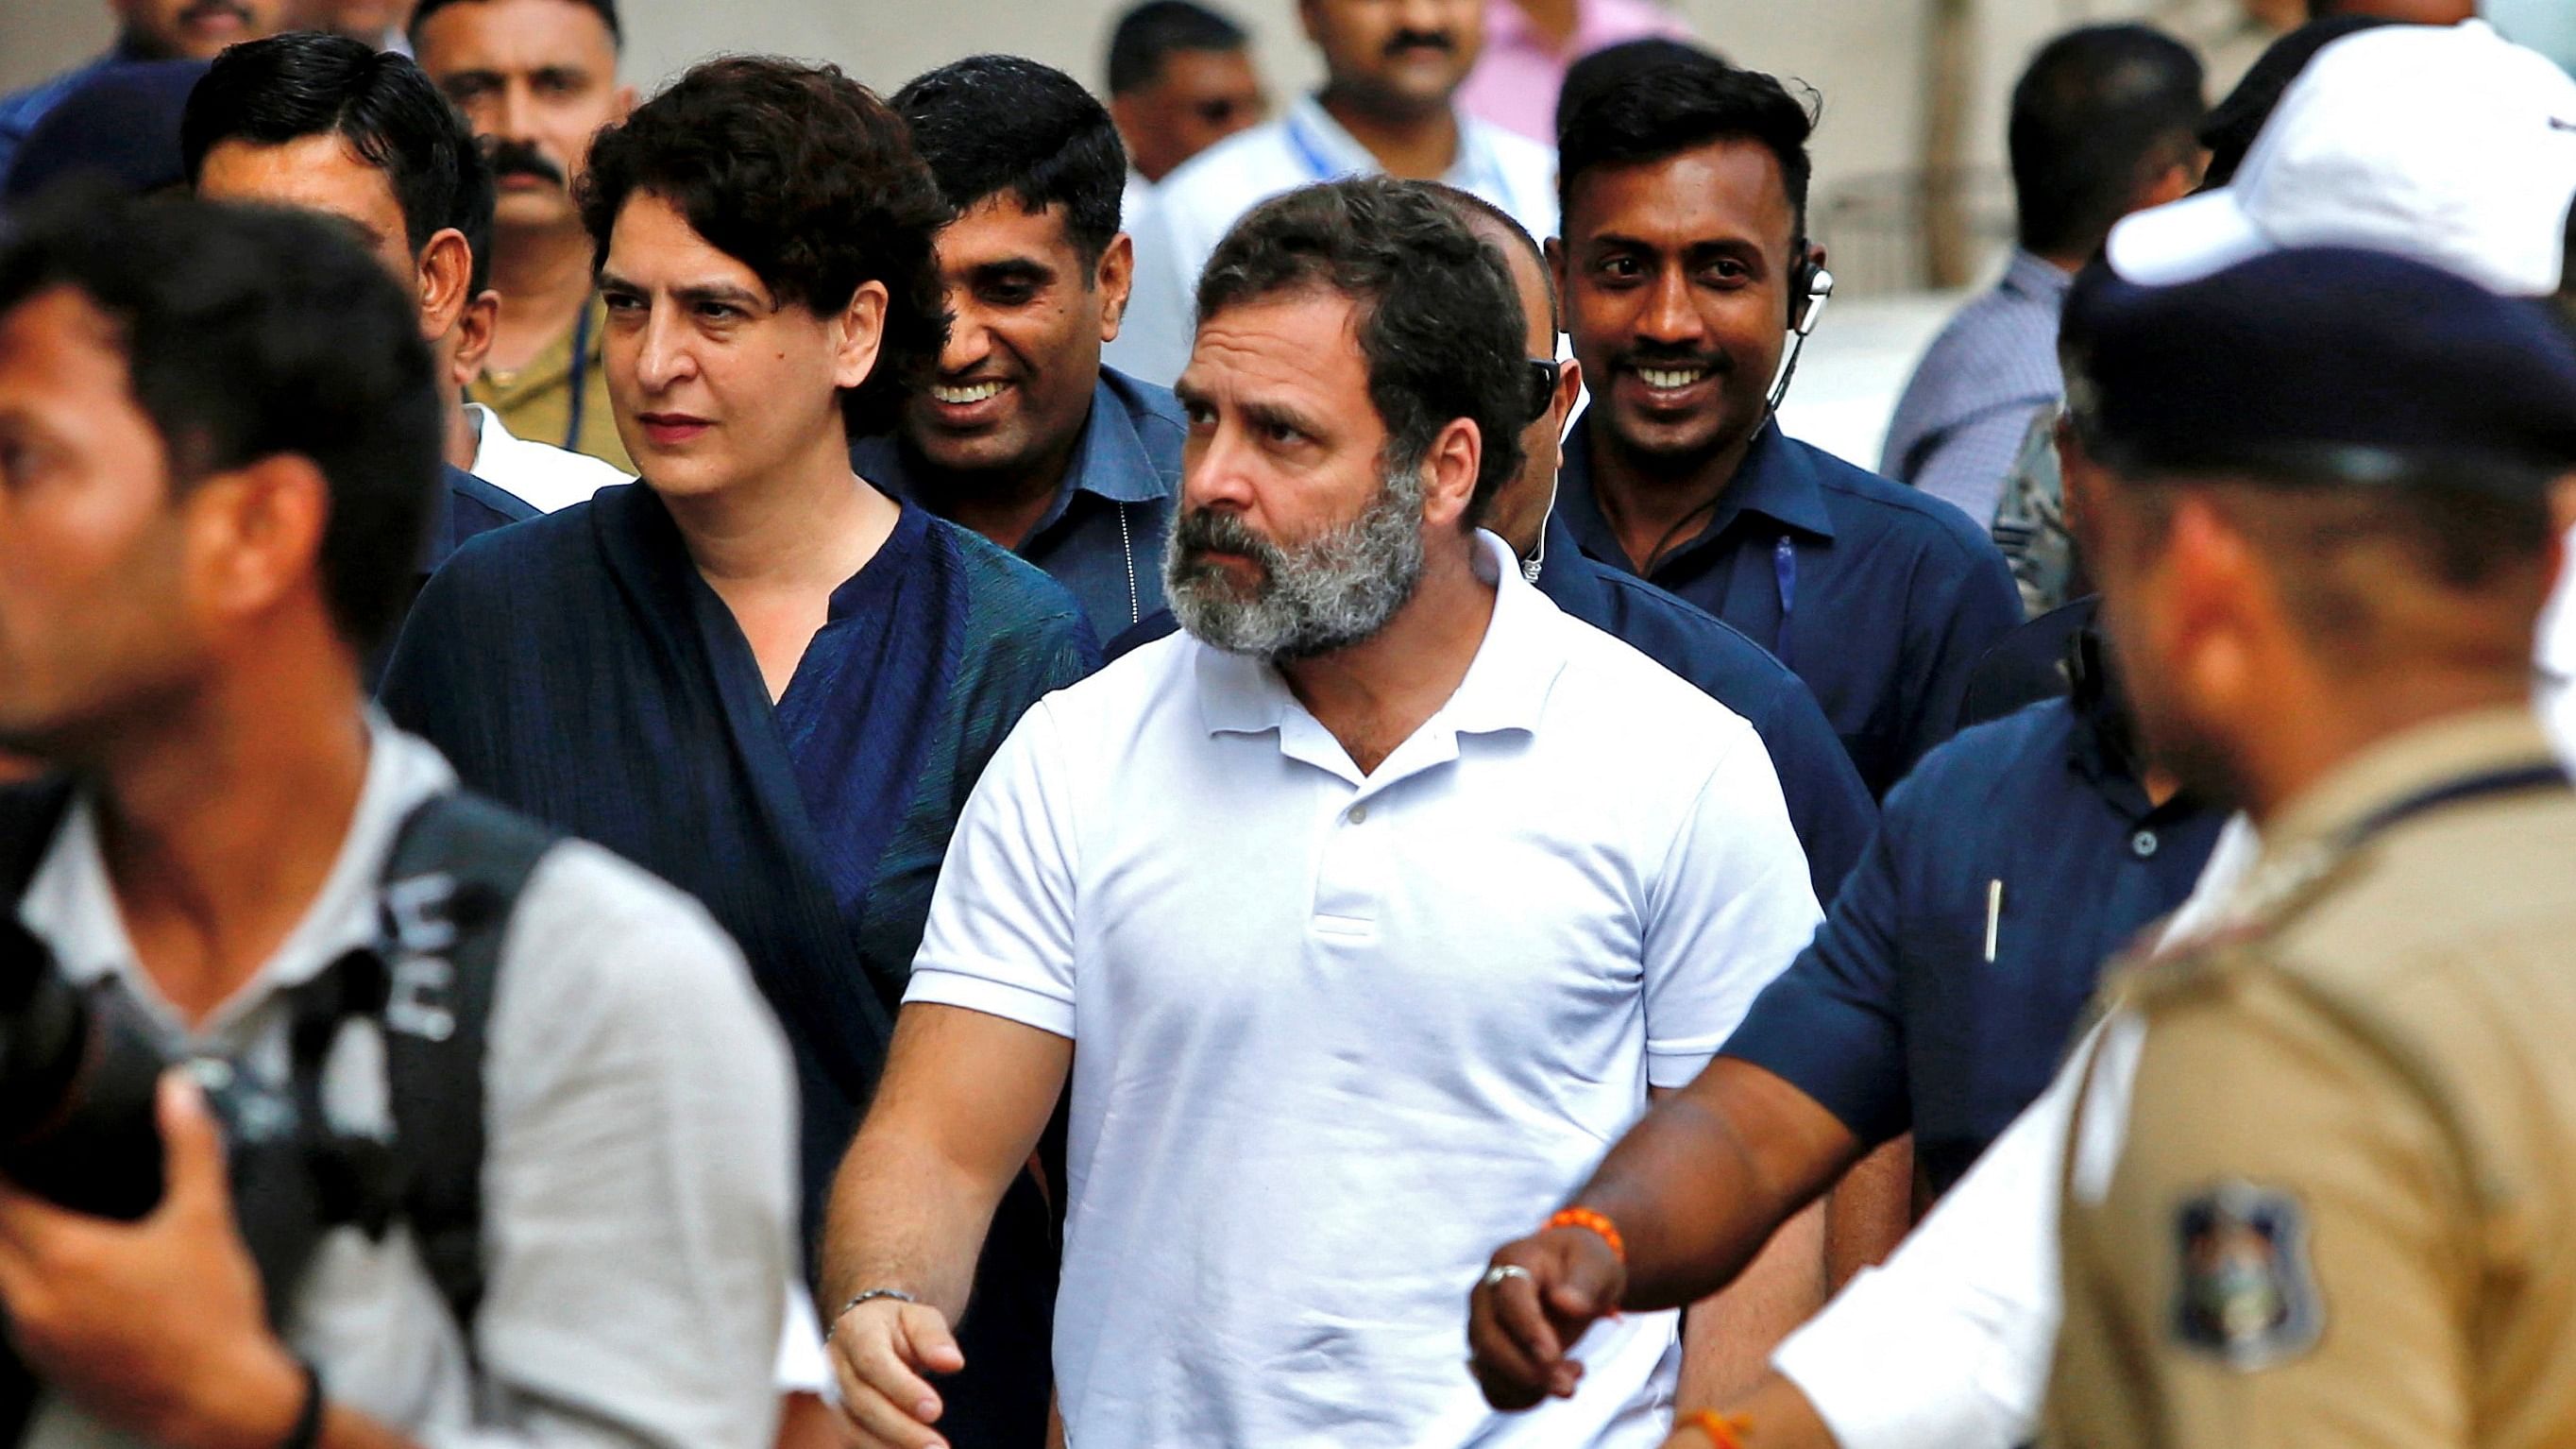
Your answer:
(1113, 0), (1560, 385)
(0, 194), (792, 1449)
(821, 176), (1822, 1449)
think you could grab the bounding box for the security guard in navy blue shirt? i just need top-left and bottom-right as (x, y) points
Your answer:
(853, 58), (1182, 639)
(1551, 58), (2022, 797)
(1720, 600), (2223, 1197)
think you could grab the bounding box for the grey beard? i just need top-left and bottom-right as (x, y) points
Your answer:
(1164, 462), (1428, 661)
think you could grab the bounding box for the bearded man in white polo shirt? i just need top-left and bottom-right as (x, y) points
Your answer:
(820, 176), (1826, 1449)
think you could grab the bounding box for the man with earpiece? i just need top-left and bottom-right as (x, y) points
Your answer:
(1545, 54), (2021, 799)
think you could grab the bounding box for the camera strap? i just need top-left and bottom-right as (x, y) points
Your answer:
(0, 781), (556, 1440)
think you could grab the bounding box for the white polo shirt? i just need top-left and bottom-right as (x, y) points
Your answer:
(906, 533), (1820, 1449)
(1110, 94), (1562, 385)
(465, 402), (629, 513)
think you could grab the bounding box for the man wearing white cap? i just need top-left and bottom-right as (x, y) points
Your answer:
(1618, 21), (2576, 1449)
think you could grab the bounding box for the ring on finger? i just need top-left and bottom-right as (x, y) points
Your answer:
(1480, 1263), (1534, 1291)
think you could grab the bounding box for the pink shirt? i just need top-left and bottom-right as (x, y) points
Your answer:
(1458, 0), (1698, 144)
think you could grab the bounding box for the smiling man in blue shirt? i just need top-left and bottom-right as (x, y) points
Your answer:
(851, 55), (1181, 639)
(1550, 56), (2021, 798)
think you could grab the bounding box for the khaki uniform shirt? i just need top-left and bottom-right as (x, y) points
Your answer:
(466, 294), (632, 474)
(2046, 707), (2576, 1449)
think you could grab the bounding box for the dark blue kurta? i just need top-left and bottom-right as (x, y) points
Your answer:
(379, 482), (1095, 1447)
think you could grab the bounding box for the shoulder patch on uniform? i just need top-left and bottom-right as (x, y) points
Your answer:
(2172, 1180), (2323, 1370)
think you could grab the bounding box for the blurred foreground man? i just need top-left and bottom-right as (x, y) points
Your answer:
(2041, 247), (2576, 1448)
(822, 177), (1824, 1449)
(0, 194), (792, 1448)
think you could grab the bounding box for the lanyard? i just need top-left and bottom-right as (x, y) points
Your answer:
(561, 302), (593, 452)
(1284, 105), (1511, 208)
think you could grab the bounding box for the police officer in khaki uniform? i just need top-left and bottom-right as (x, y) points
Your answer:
(2041, 246), (2576, 1449)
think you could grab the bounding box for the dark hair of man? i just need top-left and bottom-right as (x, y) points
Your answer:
(2196, 16), (2393, 188)
(1427, 181), (1555, 331)
(1555, 57), (1817, 270)
(1107, 0), (1248, 96)
(0, 194), (442, 651)
(1195, 177), (1530, 519)
(409, 0), (623, 50)
(2007, 25), (2204, 258)
(893, 55), (1128, 268)
(1555, 37), (1719, 140)
(578, 56), (949, 439)
(180, 33), (476, 258)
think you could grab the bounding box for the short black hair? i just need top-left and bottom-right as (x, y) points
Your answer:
(409, 0), (622, 50)
(1555, 37), (1720, 140)
(1556, 56), (1818, 263)
(1107, 0), (1248, 96)
(181, 33), (478, 259)
(2197, 16), (2394, 188)
(2008, 24), (2205, 257)
(0, 194), (442, 652)
(578, 56), (949, 439)
(1196, 177), (1529, 520)
(894, 55), (1127, 266)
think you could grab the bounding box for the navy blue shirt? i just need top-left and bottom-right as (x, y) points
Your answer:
(1558, 418), (2022, 797)
(1718, 659), (2224, 1197)
(429, 464), (538, 576)
(1106, 517), (1879, 905)
(854, 366), (1182, 639)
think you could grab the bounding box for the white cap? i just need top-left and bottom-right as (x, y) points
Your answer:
(2108, 21), (2576, 297)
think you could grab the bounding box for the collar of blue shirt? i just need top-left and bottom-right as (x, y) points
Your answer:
(850, 367), (1177, 534)
(1999, 247), (2076, 305)
(1190, 531), (1565, 776)
(1560, 415), (1840, 571)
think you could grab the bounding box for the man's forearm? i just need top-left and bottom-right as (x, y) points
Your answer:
(1570, 1062), (1860, 1312)
(1677, 1199), (1828, 1410)
(822, 1129), (1012, 1323)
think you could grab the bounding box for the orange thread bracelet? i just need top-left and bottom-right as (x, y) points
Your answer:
(1545, 1206), (1626, 1264)
(1682, 1410), (1754, 1448)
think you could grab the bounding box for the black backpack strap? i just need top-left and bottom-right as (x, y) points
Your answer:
(0, 779), (76, 909)
(373, 791), (557, 1339)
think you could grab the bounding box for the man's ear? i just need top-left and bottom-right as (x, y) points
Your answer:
(416, 227), (474, 343)
(184, 453), (331, 633)
(1421, 417), (1482, 532)
(1098, 231), (1136, 344)
(2159, 488), (2265, 725)
(1545, 236), (1568, 314)
(611, 83), (638, 123)
(1551, 356), (1585, 440)
(453, 289), (500, 388)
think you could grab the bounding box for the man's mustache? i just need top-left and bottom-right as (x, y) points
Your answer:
(1174, 507), (1285, 573)
(1382, 29), (1456, 58)
(482, 138), (567, 189)
(178, 0), (251, 25)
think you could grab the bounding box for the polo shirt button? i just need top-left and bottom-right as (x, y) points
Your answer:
(1347, 804), (1369, 825)
(2131, 828), (2159, 859)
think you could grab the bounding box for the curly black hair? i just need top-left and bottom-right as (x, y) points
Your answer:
(1195, 177), (1529, 521)
(576, 56), (949, 438)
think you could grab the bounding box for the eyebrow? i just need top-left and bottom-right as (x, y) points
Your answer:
(967, 258), (1055, 288)
(1241, 398), (1326, 437)
(595, 272), (771, 311)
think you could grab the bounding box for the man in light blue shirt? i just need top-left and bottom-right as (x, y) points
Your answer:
(1114, 0), (1559, 385)
(1879, 25), (2201, 525)
(855, 56), (1183, 638)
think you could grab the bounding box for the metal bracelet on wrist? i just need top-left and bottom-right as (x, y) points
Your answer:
(826, 1287), (920, 1342)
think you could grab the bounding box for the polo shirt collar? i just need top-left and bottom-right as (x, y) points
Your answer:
(1561, 417), (1839, 571)
(1193, 531), (1565, 770)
